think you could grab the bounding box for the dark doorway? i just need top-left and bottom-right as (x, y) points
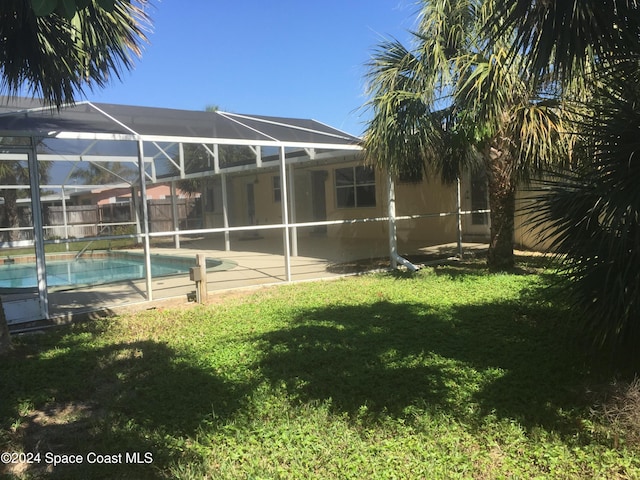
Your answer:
(311, 170), (327, 234)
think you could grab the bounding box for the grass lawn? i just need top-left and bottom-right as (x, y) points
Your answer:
(1, 256), (638, 479)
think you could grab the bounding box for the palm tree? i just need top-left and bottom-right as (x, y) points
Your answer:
(0, 0), (151, 354)
(0, 0), (150, 107)
(70, 160), (137, 185)
(363, 0), (571, 270)
(486, 0), (640, 87)
(489, 1), (640, 360)
(528, 69), (640, 359)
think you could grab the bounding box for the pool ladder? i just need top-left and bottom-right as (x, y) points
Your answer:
(74, 225), (109, 260)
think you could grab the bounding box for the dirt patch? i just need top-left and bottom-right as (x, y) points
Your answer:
(326, 251), (475, 274)
(2, 401), (101, 478)
(326, 257), (391, 274)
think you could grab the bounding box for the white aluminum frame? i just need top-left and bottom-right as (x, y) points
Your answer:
(0, 100), (490, 324)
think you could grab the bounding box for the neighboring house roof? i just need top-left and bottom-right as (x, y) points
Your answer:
(0, 97), (362, 149)
(83, 184), (198, 205)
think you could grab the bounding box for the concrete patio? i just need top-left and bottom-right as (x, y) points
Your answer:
(39, 236), (489, 327)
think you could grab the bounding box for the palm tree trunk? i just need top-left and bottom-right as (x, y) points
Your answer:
(486, 143), (516, 270)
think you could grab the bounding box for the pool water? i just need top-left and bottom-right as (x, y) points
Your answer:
(0, 254), (213, 289)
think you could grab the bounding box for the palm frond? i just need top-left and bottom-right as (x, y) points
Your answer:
(507, 99), (574, 179)
(363, 89), (443, 180)
(0, 0), (151, 107)
(526, 69), (640, 358)
(366, 37), (434, 102)
(455, 47), (526, 134)
(486, 0), (640, 85)
(417, 0), (481, 55)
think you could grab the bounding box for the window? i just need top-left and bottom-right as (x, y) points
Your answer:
(335, 166), (376, 208)
(273, 175), (281, 203)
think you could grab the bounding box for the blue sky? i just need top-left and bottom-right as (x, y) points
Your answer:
(86, 1), (419, 137)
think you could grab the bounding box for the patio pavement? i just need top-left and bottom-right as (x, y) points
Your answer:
(34, 235), (489, 328)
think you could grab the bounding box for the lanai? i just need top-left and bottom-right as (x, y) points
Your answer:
(0, 98), (370, 325)
(0, 98), (477, 327)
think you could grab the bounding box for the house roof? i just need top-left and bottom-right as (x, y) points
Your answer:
(0, 97), (362, 149)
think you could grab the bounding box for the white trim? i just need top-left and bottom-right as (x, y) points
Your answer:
(279, 146), (291, 282)
(217, 111), (279, 142)
(151, 142), (181, 172)
(86, 101), (141, 137)
(49, 131), (362, 150)
(137, 140), (153, 301)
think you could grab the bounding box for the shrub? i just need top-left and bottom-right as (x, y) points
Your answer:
(527, 70), (640, 366)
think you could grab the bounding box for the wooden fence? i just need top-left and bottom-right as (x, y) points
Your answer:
(43, 198), (200, 239)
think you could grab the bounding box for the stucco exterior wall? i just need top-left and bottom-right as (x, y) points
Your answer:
(395, 178), (461, 247)
(199, 156), (495, 250)
(514, 182), (556, 252)
(67, 153), (498, 252)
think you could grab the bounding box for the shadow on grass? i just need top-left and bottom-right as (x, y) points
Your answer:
(430, 254), (561, 278)
(256, 280), (593, 437)
(0, 324), (252, 479)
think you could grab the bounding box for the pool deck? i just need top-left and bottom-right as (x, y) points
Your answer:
(12, 237), (490, 330)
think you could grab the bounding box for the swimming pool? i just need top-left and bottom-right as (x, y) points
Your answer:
(0, 252), (225, 290)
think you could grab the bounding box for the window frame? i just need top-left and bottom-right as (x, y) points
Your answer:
(334, 166), (376, 208)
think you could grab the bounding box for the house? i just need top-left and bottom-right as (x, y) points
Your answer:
(0, 98), (547, 326)
(200, 155), (492, 249)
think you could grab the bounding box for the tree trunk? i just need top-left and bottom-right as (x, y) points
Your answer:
(0, 297), (11, 355)
(486, 143), (516, 271)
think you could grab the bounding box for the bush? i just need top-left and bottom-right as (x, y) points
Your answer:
(527, 71), (640, 366)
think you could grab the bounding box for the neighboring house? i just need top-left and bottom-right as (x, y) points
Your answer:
(72, 184), (198, 206)
(72, 185), (201, 235)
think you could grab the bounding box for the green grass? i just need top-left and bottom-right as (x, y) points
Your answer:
(1, 257), (638, 479)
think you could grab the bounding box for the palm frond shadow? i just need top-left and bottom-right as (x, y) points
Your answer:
(1, 331), (254, 478)
(256, 284), (592, 438)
